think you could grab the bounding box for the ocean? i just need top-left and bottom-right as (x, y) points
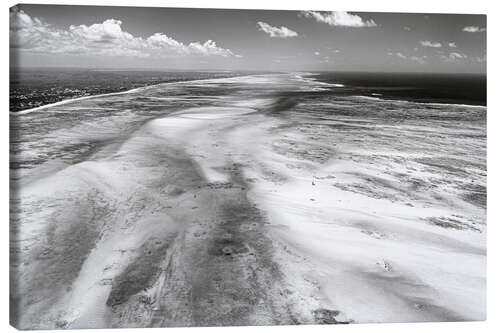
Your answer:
(314, 72), (486, 106)
(9, 69), (247, 112)
(10, 70), (486, 114)
(10, 71), (486, 329)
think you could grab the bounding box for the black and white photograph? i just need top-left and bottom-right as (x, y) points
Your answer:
(9, 2), (487, 330)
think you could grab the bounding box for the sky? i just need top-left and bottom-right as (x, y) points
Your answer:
(10, 4), (487, 73)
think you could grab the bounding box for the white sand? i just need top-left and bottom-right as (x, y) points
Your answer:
(11, 73), (486, 328)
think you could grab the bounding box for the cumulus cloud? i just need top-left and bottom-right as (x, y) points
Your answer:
(475, 56), (486, 63)
(420, 40), (442, 48)
(441, 52), (467, 62)
(10, 8), (239, 58)
(448, 42), (457, 48)
(147, 32), (185, 49)
(187, 40), (238, 57)
(410, 55), (427, 64)
(301, 11), (377, 27)
(451, 52), (466, 59)
(257, 21), (298, 38)
(404, 26), (411, 31)
(388, 51), (426, 64)
(10, 8), (76, 53)
(70, 19), (134, 43)
(463, 26), (486, 33)
(395, 52), (407, 59)
(10, 6), (46, 31)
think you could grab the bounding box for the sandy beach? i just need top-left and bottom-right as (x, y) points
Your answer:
(10, 73), (486, 329)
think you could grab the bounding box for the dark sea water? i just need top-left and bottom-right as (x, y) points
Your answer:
(9, 69), (249, 112)
(312, 72), (486, 106)
(10, 69), (486, 113)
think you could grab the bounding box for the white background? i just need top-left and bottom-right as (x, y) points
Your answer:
(1, 0), (498, 332)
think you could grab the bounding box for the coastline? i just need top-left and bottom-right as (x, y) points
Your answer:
(305, 72), (487, 108)
(11, 71), (487, 116)
(10, 73), (486, 328)
(10, 72), (257, 116)
(10, 88), (147, 115)
(352, 95), (488, 109)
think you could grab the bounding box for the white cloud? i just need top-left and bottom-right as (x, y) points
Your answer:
(448, 42), (457, 48)
(450, 52), (466, 59)
(388, 51), (426, 65)
(395, 52), (407, 59)
(475, 56), (486, 63)
(410, 55), (427, 64)
(301, 11), (377, 27)
(441, 52), (467, 62)
(463, 26), (486, 33)
(187, 40), (236, 57)
(257, 21), (298, 38)
(420, 40), (442, 48)
(10, 8), (239, 58)
(10, 7), (46, 31)
(147, 33), (185, 49)
(404, 26), (411, 31)
(69, 19), (135, 43)
(314, 51), (320, 56)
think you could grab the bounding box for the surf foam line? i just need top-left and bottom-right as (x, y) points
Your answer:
(291, 72), (345, 88)
(9, 73), (260, 116)
(353, 95), (486, 109)
(11, 72), (337, 116)
(10, 87), (147, 115)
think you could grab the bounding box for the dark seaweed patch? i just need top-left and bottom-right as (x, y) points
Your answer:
(313, 309), (350, 324)
(106, 237), (170, 307)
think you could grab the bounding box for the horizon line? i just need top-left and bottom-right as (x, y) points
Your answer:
(9, 66), (486, 75)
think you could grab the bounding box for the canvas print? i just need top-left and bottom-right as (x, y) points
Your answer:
(9, 4), (486, 330)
